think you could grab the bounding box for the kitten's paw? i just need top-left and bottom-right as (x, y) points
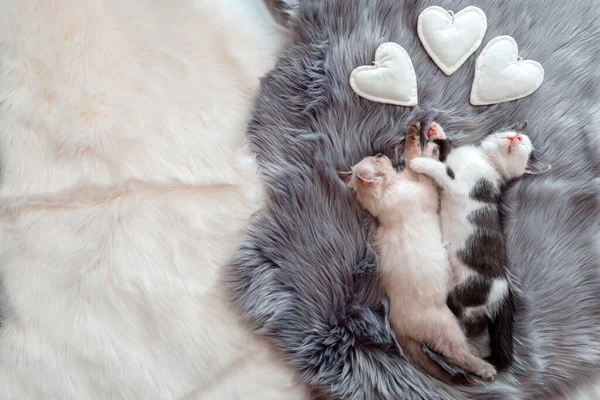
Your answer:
(406, 121), (421, 140)
(477, 363), (497, 381)
(427, 122), (446, 140)
(409, 158), (429, 173)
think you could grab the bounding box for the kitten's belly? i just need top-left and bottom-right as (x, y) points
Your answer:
(0, 182), (300, 399)
(377, 214), (451, 307)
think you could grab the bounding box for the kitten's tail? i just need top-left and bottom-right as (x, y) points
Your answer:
(487, 288), (515, 370)
(396, 336), (477, 385)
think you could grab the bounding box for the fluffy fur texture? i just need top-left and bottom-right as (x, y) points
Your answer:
(0, 0), (307, 398)
(231, 0), (600, 398)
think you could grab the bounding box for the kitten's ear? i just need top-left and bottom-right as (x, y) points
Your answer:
(508, 120), (528, 133)
(337, 171), (353, 184)
(356, 171), (378, 186)
(525, 152), (551, 175)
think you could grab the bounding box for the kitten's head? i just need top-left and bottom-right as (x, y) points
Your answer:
(481, 121), (551, 180)
(338, 154), (396, 217)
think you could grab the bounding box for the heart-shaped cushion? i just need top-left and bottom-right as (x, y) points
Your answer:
(470, 36), (545, 106)
(350, 42), (418, 106)
(418, 6), (487, 76)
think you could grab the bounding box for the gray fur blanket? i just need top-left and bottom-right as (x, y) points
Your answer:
(229, 0), (600, 398)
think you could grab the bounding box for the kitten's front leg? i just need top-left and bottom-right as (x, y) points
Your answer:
(410, 158), (454, 190)
(403, 121), (423, 164)
(424, 122), (450, 161)
(427, 122), (446, 140)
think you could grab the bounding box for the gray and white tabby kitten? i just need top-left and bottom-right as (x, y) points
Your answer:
(410, 121), (551, 371)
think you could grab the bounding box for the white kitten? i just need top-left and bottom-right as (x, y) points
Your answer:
(410, 121), (551, 371)
(340, 121), (497, 381)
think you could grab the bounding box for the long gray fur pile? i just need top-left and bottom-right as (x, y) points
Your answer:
(228, 0), (600, 398)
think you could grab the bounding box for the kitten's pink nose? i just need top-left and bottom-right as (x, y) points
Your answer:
(507, 134), (522, 153)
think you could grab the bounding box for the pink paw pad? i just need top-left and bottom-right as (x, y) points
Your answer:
(427, 122), (445, 140)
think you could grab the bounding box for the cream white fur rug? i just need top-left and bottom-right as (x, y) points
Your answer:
(0, 0), (306, 398)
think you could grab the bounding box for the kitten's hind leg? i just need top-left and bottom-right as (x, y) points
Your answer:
(416, 307), (497, 381)
(410, 158), (455, 190)
(403, 121), (423, 164)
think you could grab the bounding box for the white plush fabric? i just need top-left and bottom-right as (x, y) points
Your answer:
(350, 42), (418, 106)
(418, 6), (487, 76)
(470, 35), (545, 106)
(573, 381), (600, 400)
(0, 0), (306, 399)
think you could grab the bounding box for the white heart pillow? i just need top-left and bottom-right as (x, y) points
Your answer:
(418, 6), (487, 76)
(350, 42), (418, 106)
(470, 36), (545, 106)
